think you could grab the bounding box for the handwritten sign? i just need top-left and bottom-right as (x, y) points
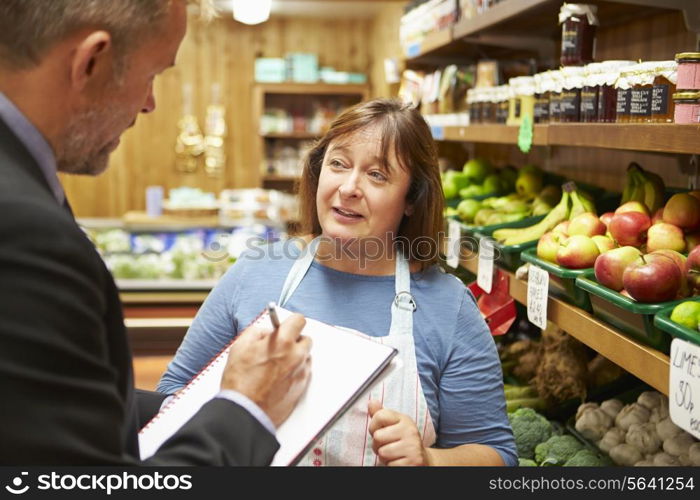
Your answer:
(518, 114), (534, 153)
(669, 338), (700, 439)
(527, 265), (549, 330)
(446, 219), (460, 269)
(477, 237), (494, 293)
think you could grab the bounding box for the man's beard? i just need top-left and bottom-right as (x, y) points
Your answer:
(56, 107), (118, 176)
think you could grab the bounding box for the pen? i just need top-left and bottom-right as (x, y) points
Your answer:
(267, 302), (280, 330)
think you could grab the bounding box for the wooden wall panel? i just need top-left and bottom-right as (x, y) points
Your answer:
(61, 11), (375, 217)
(368, 2), (404, 98)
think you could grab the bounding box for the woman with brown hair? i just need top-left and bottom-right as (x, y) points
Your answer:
(158, 98), (516, 466)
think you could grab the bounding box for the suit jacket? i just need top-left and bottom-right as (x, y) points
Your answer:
(0, 117), (279, 465)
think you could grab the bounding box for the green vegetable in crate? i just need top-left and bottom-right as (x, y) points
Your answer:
(462, 158), (493, 184)
(442, 170), (470, 199)
(563, 448), (611, 467)
(534, 435), (584, 466)
(508, 408), (554, 460)
(459, 184), (485, 198)
(518, 458), (538, 467)
(670, 301), (700, 330)
(456, 199), (482, 223)
(482, 174), (502, 196)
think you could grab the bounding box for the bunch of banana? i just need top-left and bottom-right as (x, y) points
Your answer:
(621, 162), (665, 213)
(491, 184), (595, 246)
(492, 191), (571, 245)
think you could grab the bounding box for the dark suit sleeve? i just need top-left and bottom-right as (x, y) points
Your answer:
(0, 198), (278, 465)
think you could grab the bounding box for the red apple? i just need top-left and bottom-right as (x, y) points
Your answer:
(556, 235), (600, 269)
(609, 211), (651, 247)
(646, 222), (686, 253)
(615, 201), (650, 216)
(688, 190), (700, 202)
(600, 212), (614, 228)
(686, 246), (700, 292)
(592, 235), (616, 254)
(552, 221), (570, 236)
(650, 249), (689, 297)
(568, 212), (606, 237)
(594, 246), (643, 291)
(622, 253), (682, 303)
(537, 232), (564, 263)
(663, 193), (700, 230)
(685, 231), (700, 253)
(651, 208), (664, 225)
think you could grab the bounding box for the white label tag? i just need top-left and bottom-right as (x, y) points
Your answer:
(527, 265), (549, 330)
(669, 338), (700, 439)
(477, 237), (494, 293)
(446, 219), (460, 269)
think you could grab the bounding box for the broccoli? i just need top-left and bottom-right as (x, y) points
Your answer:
(508, 407), (554, 460)
(564, 448), (612, 467)
(518, 458), (538, 467)
(535, 435), (585, 466)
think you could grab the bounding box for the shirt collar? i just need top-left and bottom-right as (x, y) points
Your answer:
(0, 91), (64, 205)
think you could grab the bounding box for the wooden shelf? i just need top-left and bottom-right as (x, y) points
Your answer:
(456, 250), (670, 395)
(434, 123), (700, 155)
(262, 132), (319, 140)
(254, 82), (369, 97)
(262, 174), (299, 183)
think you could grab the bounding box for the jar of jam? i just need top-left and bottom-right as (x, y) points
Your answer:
(673, 91), (700, 124)
(534, 71), (551, 124)
(496, 85), (509, 124)
(467, 89), (477, 124)
(675, 52), (700, 90)
(598, 60), (635, 122)
(629, 62), (654, 123)
(615, 66), (635, 123)
(483, 88), (497, 123)
(506, 77), (522, 126)
(559, 3), (599, 67)
(560, 66), (584, 122)
(651, 60), (677, 123)
(581, 62), (602, 122)
(548, 70), (563, 123)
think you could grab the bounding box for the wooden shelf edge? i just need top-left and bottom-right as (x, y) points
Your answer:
(404, 29), (453, 61)
(434, 123), (700, 154)
(453, 0), (551, 39)
(457, 252), (670, 395)
(255, 82), (369, 96)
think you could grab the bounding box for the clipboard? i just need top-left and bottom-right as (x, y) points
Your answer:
(138, 306), (398, 466)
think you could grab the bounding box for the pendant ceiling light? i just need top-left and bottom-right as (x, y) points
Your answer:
(232, 0), (272, 25)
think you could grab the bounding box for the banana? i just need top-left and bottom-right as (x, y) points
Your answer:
(493, 191), (571, 245)
(568, 190), (588, 220)
(640, 170), (665, 214)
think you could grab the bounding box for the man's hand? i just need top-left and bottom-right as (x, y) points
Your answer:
(221, 314), (312, 428)
(368, 400), (431, 466)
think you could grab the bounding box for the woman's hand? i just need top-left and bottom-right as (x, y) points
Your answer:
(368, 400), (432, 466)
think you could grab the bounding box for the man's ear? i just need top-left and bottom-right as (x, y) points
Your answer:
(70, 31), (113, 91)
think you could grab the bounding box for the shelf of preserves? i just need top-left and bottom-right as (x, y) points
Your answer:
(456, 250), (670, 395)
(434, 124), (700, 155)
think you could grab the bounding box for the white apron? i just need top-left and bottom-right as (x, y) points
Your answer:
(279, 238), (436, 466)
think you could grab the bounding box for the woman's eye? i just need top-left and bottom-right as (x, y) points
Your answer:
(369, 171), (387, 182)
(329, 159), (346, 169)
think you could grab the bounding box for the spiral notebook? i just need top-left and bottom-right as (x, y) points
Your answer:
(138, 307), (398, 466)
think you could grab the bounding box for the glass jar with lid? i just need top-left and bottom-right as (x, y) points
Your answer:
(597, 60), (635, 122)
(580, 62), (602, 122)
(506, 77), (522, 126)
(559, 3), (599, 66)
(651, 60), (677, 123)
(615, 65), (636, 123)
(560, 66), (585, 122)
(467, 88), (477, 124)
(675, 52), (700, 90)
(548, 70), (563, 123)
(534, 71), (551, 124)
(673, 91), (700, 124)
(628, 62), (655, 123)
(482, 87), (498, 124)
(496, 85), (509, 124)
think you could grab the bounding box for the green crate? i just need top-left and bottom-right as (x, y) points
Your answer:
(459, 214), (546, 238)
(475, 227), (537, 272)
(521, 248), (592, 311)
(575, 271), (687, 353)
(654, 299), (700, 347)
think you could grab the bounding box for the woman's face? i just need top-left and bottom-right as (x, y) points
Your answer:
(316, 124), (413, 247)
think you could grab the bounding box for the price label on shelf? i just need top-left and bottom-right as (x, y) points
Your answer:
(446, 219), (460, 269)
(527, 265), (549, 330)
(669, 338), (700, 439)
(431, 125), (444, 140)
(477, 237), (494, 293)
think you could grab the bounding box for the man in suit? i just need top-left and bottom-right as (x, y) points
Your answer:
(0, 0), (312, 465)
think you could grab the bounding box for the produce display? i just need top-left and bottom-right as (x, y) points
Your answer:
(669, 299), (700, 330)
(574, 391), (700, 466)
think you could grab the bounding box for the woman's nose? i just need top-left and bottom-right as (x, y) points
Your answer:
(338, 172), (361, 198)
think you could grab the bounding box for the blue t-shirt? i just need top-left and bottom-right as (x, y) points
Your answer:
(157, 241), (517, 466)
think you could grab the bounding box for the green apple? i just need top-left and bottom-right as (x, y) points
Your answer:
(670, 301), (700, 330)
